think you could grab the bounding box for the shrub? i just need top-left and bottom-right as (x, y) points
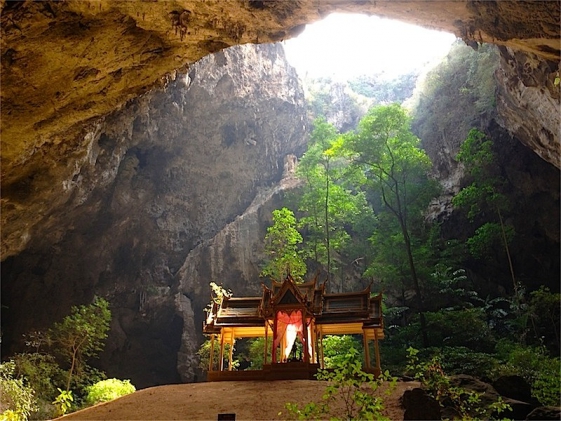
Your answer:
(436, 346), (500, 381)
(425, 308), (496, 352)
(246, 337), (272, 370)
(406, 347), (510, 420)
(12, 353), (64, 402)
(322, 335), (363, 369)
(285, 348), (396, 420)
(85, 379), (136, 406)
(0, 361), (38, 421)
(52, 389), (73, 417)
(496, 340), (561, 406)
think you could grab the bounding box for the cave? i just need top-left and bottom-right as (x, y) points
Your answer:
(1, 0), (559, 388)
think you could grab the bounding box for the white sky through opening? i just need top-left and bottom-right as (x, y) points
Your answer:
(283, 14), (457, 80)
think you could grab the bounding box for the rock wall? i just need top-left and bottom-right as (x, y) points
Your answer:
(437, 120), (560, 296)
(495, 47), (561, 166)
(1, 2), (560, 254)
(414, 44), (560, 295)
(1, 43), (307, 388)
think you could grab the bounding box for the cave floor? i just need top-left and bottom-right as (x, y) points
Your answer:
(58, 379), (418, 420)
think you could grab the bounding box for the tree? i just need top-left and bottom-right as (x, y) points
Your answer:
(298, 118), (375, 291)
(49, 297), (111, 391)
(261, 207), (307, 281)
(336, 104), (438, 347)
(452, 129), (517, 296)
(297, 118), (338, 285)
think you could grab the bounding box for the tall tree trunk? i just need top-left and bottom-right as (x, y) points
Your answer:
(399, 220), (429, 348)
(324, 161), (331, 292)
(497, 207), (517, 297)
(382, 180), (429, 347)
(67, 348), (78, 391)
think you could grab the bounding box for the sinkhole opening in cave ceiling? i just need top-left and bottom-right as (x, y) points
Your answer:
(282, 13), (456, 81)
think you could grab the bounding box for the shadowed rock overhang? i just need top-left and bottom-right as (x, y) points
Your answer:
(1, 1), (560, 257)
(2, 1), (559, 174)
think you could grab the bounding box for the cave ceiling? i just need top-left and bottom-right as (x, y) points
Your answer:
(1, 0), (560, 259)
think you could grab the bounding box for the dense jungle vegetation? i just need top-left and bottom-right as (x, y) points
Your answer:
(203, 41), (560, 412)
(1, 298), (137, 420)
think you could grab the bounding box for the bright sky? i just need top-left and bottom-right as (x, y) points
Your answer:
(283, 13), (457, 80)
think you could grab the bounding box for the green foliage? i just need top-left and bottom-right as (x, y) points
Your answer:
(452, 129), (520, 314)
(527, 287), (560, 351)
(348, 72), (419, 104)
(455, 128), (494, 172)
(246, 337), (272, 370)
(49, 297), (111, 391)
(411, 41), (498, 156)
(337, 103), (440, 346)
(13, 352), (65, 412)
(452, 130), (512, 247)
(52, 388), (73, 417)
(297, 118), (375, 289)
(261, 207), (307, 281)
(284, 348), (395, 421)
(2, 298), (112, 419)
(197, 338), (237, 372)
(0, 362), (38, 421)
(406, 347), (510, 420)
(453, 129), (509, 221)
(425, 308), (495, 352)
(322, 335), (363, 369)
(495, 340), (561, 406)
(436, 347), (500, 380)
(85, 379), (136, 406)
(467, 222), (514, 260)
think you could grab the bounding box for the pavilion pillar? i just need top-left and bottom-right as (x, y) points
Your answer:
(228, 333), (234, 371)
(310, 321), (316, 363)
(272, 312), (278, 363)
(362, 328), (371, 371)
(303, 318), (309, 363)
(281, 332), (286, 362)
(219, 330), (225, 371)
(319, 330), (325, 369)
(374, 329), (381, 377)
(209, 334), (215, 371)
(264, 321), (269, 365)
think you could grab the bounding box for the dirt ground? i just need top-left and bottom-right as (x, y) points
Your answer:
(58, 379), (419, 421)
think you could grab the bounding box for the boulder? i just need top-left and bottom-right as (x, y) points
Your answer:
(526, 406), (561, 420)
(401, 387), (442, 420)
(449, 374), (500, 407)
(493, 375), (534, 403)
(501, 398), (538, 421)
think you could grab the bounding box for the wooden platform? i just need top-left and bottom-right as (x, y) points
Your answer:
(206, 362), (320, 382)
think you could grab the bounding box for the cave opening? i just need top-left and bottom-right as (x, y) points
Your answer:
(283, 13), (456, 81)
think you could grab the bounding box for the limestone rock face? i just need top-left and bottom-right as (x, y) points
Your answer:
(1, 3), (560, 259)
(495, 46), (561, 166)
(1, 43), (307, 387)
